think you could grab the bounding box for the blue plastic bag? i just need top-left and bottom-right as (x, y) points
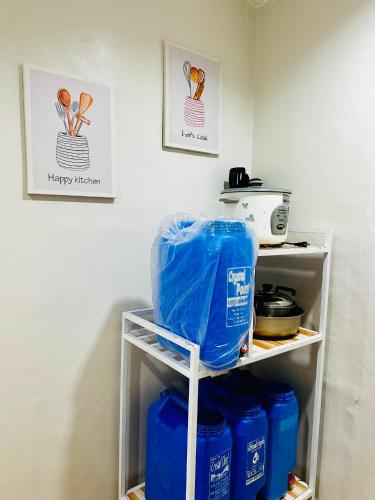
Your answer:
(151, 214), (258, 370)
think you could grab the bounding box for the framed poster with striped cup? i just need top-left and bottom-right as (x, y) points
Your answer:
(163, 42), (221, 155)
(23, 64), (116, 198)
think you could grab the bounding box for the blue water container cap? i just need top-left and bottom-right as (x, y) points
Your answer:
(197, 409), (226, 436)
(267, 383), (295, 402)
(233, 394), (263, 417)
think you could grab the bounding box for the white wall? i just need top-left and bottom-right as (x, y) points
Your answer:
(253, 1), (375, 497)
(0, 1), (256, 498)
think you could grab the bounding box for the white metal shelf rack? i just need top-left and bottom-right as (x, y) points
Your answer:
(119, 230), (331, 500)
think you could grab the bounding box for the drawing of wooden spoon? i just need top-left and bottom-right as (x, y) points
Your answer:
(198, 69), (205, 83)
(190, 67), (199, 83)
(71, 100), (90, 125)
(194, 69), (206, 100)
(57, 88), (73, 135)
(73, 93), (93, 136)
(183, 61), (192, 97)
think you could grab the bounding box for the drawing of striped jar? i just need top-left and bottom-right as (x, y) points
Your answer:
(56, 132), (90, 171)
(184, 96), (205, 128)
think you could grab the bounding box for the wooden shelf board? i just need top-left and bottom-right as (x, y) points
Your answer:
(123, 311), (323, 380)
(125, 478), (312, 499)
(251, 327), (323, 362)
(200, 327), (322, 378)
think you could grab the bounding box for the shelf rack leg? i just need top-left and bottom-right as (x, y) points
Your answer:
(119, 316), (131, 499)
(186, 345), (200, 500)
(307, 247), (331, 498)
(308, 340), (325, 497)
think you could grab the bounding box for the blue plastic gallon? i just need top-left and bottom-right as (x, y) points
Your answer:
(260, 383), (299, 500)
(146, 390), (232, 500)
(152, 215), (258, 370)
(200, 379), (268, 500)
(227, 372), (299, 500)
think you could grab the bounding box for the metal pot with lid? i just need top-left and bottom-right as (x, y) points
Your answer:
(254, 284), (304, 338)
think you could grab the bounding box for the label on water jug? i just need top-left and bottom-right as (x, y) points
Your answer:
(246, 437), (265, 486)
(226, 267), (251, 327)
(209, 449), (231, 499)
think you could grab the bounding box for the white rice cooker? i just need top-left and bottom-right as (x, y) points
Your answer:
(219, 187), (291, 245)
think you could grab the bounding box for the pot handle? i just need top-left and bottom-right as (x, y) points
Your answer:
(219, 197), (240, 204)
(275, 285), (296, 298)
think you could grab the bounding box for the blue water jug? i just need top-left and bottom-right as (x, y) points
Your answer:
(200, 379), (268, 500)
(196, 409), (232, 500)
(152, 216), (258, 370)
(261, 383), (299, 500)
(227, 372), (299, 500)
(146, 390), (232, 500)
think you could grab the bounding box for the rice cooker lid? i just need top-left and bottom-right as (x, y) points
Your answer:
(220, 187), (292, 194)
(255, 284), (304, 318)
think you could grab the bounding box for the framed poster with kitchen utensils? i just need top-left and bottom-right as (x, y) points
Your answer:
(23, 64), (116, 197)
(163, 42), (221, 155)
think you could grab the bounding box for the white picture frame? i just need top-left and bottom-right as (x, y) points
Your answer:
(23, 64), (116, 198)
(163, 41), (221, 155)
